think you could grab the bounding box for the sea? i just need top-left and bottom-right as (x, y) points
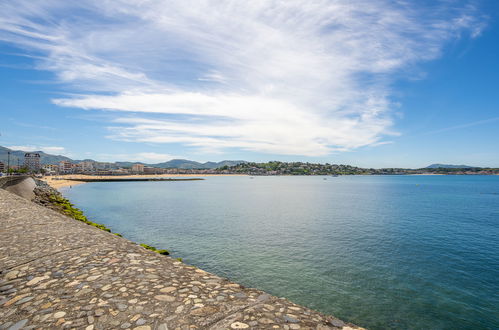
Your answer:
(61, 175), (499, 329)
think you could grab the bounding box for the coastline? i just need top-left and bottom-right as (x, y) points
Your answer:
(42, 174), (246, 189)
(43, 173), (498, 189)
(0, 178), (363, 329)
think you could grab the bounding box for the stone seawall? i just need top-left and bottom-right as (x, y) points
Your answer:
(0, 176), (36, 200)
(0, 188), (363, 330)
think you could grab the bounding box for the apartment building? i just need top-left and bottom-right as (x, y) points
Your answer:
(131, 164), (145, 173)
(24, 153), (41, 172)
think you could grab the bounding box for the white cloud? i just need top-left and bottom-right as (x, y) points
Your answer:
(7, 145), (67, 155)
(96, 152), (181, 163)
(0, 1), (484, 156)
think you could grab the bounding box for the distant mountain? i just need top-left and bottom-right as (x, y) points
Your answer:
(0, 146), (73, 165)
(114, 161), (144, 168)
(0, 146), (245, 169)
(426, 164), (478, 169)
(152, 159), (246, 169)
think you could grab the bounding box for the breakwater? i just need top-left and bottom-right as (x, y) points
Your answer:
(0, 182), (362, 329)
(64, 178), (205, 182)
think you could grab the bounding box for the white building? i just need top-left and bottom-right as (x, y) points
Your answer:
(42, 164), (59, 174)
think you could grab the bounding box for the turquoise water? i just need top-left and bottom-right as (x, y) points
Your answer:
(61, 175), (499, 329)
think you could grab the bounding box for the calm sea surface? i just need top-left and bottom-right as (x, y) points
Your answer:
(61, 175), (499, 329)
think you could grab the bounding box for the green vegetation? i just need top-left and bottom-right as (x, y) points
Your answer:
(7, 167), (28, 174)
(176, 257), (183, 262)
(216, 161), (372, 175)
(140, 243), (170, 255)
(215, 161), (499, 176)
(114, 233), (123, 237)
(48, 194), (111, 232)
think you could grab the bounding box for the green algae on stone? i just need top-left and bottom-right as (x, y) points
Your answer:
(48, 194), (111, 232)
(157, 249), (170, 255)
(140, 243), (170, 255)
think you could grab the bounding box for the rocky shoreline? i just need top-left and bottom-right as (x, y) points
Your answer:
(0, 178), (364, 330)
(33, 179), (80, 213)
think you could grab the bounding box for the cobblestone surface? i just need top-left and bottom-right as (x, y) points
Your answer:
(0, 189), (364, 329)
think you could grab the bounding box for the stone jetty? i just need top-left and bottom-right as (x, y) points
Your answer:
(0, 187), (363, 329)
(64, 178), (204, 183)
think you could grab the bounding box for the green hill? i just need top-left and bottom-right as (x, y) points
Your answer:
(426, 164), (478, 169)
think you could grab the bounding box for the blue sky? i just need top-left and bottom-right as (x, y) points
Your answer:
(0, 0), (498, 168)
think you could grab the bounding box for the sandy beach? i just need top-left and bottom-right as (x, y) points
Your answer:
(42, 174), (245, 189)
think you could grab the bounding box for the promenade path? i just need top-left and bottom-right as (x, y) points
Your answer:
(0, 189), (363, 330)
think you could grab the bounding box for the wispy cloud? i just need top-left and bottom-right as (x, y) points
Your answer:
(0, 0), (485, 156)
(7, 145), (67, 155)
(423, 116), (499, 135)
(95, 152), (182, 163)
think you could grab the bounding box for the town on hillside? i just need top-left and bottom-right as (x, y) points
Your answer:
(1, 153), (498, 176)
(0, 152), (220, 176)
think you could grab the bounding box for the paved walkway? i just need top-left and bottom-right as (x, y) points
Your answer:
(0, 189), (363, 330)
